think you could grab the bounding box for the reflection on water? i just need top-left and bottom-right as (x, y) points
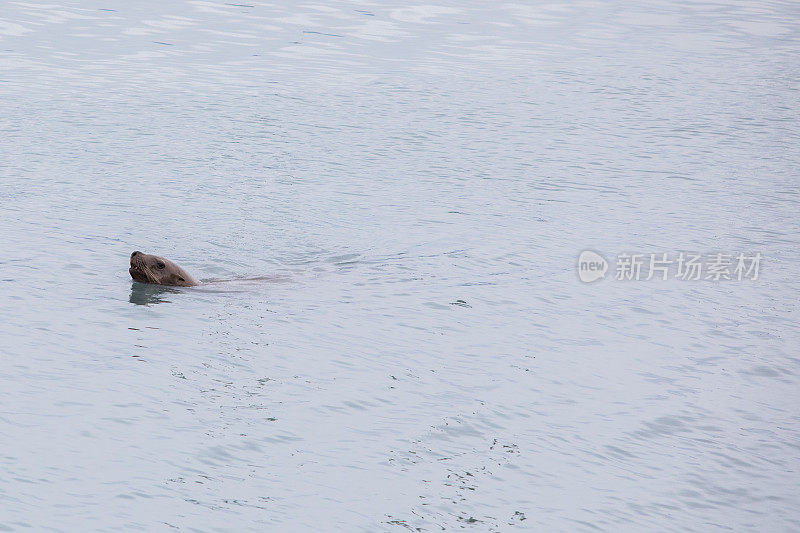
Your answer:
(129, 282), (183, 306)
(1, 0), (799, 531)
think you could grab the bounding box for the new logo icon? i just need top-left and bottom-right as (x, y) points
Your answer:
(577, 250), (608, 283)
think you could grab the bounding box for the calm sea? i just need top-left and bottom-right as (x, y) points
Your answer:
(1, 1), (799, 531)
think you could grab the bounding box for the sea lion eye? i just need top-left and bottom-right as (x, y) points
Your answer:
(156, 261), (166, 269)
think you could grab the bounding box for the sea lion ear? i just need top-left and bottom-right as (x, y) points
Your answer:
(178, 277), (185, 282)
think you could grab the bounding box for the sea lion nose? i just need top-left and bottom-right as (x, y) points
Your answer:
(131, 251), (141, 257)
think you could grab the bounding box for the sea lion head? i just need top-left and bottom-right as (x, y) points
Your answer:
(129, 251), (199, 287)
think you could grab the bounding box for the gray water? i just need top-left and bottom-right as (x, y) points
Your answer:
(1, 1), (799, 531)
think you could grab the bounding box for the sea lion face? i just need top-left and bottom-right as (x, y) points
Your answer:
(129, 251), (198, 286)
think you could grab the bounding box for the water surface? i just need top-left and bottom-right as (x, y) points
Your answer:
(1, 1), (799, 531)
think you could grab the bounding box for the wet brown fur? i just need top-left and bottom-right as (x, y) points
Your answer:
(129, 251), (199, 287)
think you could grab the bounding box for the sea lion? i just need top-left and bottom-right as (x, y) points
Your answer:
(129, 251), (199, 287)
